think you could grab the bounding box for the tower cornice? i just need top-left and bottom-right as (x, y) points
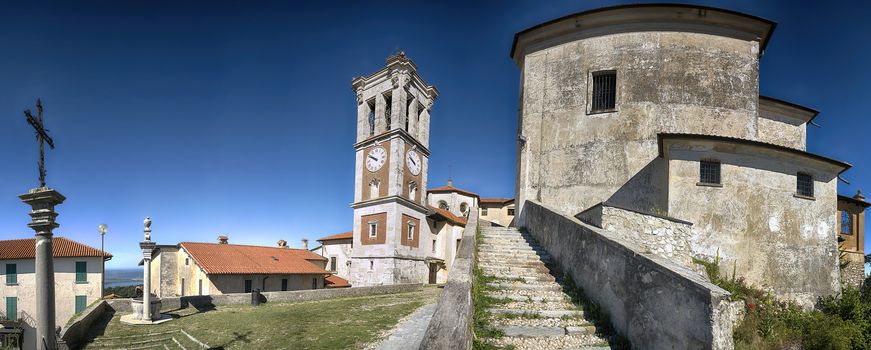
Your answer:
(353, 128), (431, 157)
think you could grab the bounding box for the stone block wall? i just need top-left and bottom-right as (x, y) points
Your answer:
(578, 202), (694, 267)
(841, 251), (866, 288)
(519, 200), (735, 349)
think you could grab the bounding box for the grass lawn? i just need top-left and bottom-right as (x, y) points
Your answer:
(84, 287), (441, 350)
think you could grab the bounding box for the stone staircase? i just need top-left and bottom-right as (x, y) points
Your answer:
(83, 329), (208, 350)
(477, 226), (612, 350)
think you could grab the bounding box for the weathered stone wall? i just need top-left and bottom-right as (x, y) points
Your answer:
(667, 149), (841, 306)
(420, 210), (478, 350)
(158, 248), (178, 298)
(756, 116), (805, 150)
(578, 203), (694, 267)
(60, 300), (112, 350)
(516, 31), (759, 216)
(518, 200), (735, 349)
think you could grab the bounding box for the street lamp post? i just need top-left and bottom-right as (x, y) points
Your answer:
(99, 224), (107, 299)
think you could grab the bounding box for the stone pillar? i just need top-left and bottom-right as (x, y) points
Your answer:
(19, 187), (65, 350)
(140, 217), (155, 321)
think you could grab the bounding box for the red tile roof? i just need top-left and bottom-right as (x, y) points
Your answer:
(325, 275), (351, 288)
(428, 206), (467, 226)
(0, 237), (112, 260)
(317, 231), (353, 242)
(480, 198), (515, 205)
(179, 242), (329, 275)
(427, 185), (479, 199)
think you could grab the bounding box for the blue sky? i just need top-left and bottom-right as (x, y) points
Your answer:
(0, 0), (868, 269)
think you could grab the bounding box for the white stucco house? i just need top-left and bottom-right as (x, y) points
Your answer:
(0, 237), (111, 350)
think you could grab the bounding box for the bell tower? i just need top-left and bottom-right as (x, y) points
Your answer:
(349, 52), (439, 286)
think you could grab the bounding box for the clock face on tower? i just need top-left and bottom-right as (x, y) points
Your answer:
(406, 150), (421, 176)
(366, 146), (387, 172)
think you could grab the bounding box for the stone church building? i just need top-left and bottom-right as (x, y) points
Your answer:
(511, 4), (863, 306)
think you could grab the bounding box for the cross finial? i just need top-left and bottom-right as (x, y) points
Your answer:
(23, 98), (56, 188)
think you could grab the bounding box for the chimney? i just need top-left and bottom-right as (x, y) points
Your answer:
(277, 239), (287, 248)
(218, 235), (228, 244)
(447, 179), (453, 187)
(855, 189), (865, 202)
(302, 238), (309, 250)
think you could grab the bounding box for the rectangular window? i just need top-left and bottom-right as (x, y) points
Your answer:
(244, 280), (252, 293)
(481, 208), (488, 216)
(5, 264), (16, 285)
(311, 278), (317, 290)
(185, 258), (189, 266)
(281, 278), (288, 291)
(367, 99), (376, 136)
(432, 240), (437, 253)
(591, 71), (616, 112)
(330, 257), (337, 272)
(75, 261), (87, 283)
(507, 208), (515, 216)
(456, 239), (461, 253)
(198, 280), (203, 295)
(75, 295), (87, 314)
(407, 223), (415, 240)
(369, 222), (377, 238)
(700, 160), (721, 185)
(6, 297), (17, 320)
(797, 173), (814, 198)
(841, 211), (853, 235)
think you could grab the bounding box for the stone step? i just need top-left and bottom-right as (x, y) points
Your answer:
(486, 273), (555, 282)
(486, 282), (562, 291)
(489, 308), (584, 318)
(481, 266), (552, 276)
(486, 292), (568, 303)
(495, 325), (565, 337)
(478, 261), (548, 269)
(477, 252), (552, 260)
(478, 245), (541, 251)
(489, 335), (610, 350)
(478, 247), (547, 255)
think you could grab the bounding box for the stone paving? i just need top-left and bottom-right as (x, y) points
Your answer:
(373, 303), (438, 350)
(478, 226), (612, 350)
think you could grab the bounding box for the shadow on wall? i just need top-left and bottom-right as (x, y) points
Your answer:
(605, 158), (669, 215)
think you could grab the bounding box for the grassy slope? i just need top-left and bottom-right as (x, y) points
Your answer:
(86, 288), (439, 350)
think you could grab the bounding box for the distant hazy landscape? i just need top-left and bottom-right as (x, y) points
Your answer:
(105, 268), (142, 288)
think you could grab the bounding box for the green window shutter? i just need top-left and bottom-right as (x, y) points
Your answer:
(5, 264), (16, 284)
(5, 297), (16, 320)
(75, 295), (87, 314)
(76, 261), (87, 282)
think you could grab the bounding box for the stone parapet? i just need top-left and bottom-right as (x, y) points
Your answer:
(519, 200), (734, 349)
(419, 209), (479, 350)
(577, 202), (694, 267)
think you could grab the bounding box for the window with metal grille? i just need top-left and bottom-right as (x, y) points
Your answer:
(841, 211), (853, 235)
(699, 160), (721, 185)
(507, 208), (515, 216)
(591, 71), (616, 112)
(797, 173), (814, 197)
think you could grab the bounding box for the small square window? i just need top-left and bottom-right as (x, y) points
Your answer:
(481, 208), (488, 216)
(700, 160), (721, 185)
(591, 71), (616, 112)
(507, 208), (515, 216)
(797, 173), (814, 198)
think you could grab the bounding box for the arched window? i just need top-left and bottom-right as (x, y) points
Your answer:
(460, 202), (469, 217)
(409, 181), (418, 201)
(438, 200), (449, 211)
(369, 179), (380, 199)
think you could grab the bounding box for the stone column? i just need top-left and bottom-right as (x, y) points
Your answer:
(19, 187), (65, 350)
(140, 217), (155, 321)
